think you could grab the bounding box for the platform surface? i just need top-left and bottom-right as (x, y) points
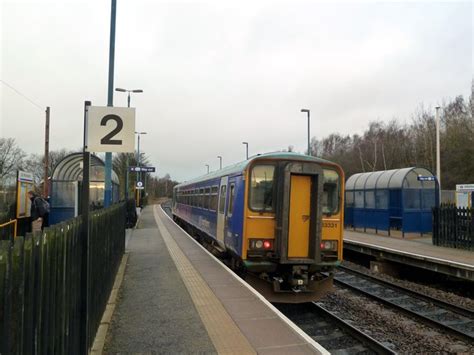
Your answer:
(104, 205), (326, 354)
(344, 230), (474, 280)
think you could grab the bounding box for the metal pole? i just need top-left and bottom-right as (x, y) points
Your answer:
(218, 156), (222, 170)
(125, 95), (130, 201)
(242, 142), (248, 160)
(104, 0), (117, 207)
(307, 111), (310, 156)
(137, 134), (140, 206)
(80, 100), (91, 355)
(206, 164), (209, 174)
(43, 107), (50, 197)
(435, 106), (441, 199)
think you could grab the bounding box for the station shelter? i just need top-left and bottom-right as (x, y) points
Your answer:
(344, 167), (439, 236)
(49, 153), (120, 225)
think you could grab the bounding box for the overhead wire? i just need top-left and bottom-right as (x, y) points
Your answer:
(0, 79), (44, 111)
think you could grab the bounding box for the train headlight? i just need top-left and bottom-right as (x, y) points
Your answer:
(320, 240), (337, 251)
(249, 239), (274, 250)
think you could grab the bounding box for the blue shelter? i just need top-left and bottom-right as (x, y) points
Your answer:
(345, 167), (438, 235)
(49, 153), (120, 225)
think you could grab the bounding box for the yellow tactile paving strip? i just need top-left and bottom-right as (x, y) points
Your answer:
(153, 206), (256, 355)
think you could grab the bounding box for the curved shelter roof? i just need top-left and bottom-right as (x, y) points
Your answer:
(345, 167), (435, 190)
(51, 152), (120, 184)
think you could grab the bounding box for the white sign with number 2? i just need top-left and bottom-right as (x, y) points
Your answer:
(86, 106), (135, 153)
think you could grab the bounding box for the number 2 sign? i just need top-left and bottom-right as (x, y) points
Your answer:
(86, 106), (135, 153)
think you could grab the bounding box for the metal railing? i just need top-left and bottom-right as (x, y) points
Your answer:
(433, 205), (474, 250)
(0, 202), (126, 354)
(0, 219), (17, 241)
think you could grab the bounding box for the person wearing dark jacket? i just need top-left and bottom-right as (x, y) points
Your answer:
(28, 191), (50, 231)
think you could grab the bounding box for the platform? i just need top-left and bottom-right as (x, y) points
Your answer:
(104, 205), (327, 354)
(344, 230), (474, 281)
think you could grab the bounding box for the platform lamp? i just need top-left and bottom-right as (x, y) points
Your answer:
(301, 109), (310, 156)
(217, 156), (222, 170)
(115, 87), (143, 200)
(242, 142), (249, 160)
(205, 164), (210, 174)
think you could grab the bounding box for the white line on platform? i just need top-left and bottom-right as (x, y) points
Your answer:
(159, 205), (330, 355)
(345, 238), (474, 269)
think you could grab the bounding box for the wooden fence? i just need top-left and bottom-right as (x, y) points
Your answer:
(0, 202), (126, 354)
(433, 205), (474, 250)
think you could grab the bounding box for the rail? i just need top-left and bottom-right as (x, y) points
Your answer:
(333, 267), (474, 342)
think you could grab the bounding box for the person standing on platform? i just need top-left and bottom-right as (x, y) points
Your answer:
(28, 191), (50, 231)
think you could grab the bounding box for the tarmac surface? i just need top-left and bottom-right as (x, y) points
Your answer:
(103, 206), (216, 353)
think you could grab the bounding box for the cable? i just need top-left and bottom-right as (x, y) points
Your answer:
(0, 79), (44, 110)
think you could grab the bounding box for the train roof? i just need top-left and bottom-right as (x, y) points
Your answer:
(175, 152), (337, 189)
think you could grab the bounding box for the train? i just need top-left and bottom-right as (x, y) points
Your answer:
(172, 152), (344, 303)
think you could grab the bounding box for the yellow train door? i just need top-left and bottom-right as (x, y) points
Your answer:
(288, 174), (312, 258)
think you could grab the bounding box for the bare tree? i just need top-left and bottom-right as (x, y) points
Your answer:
(0, 138), (26, 186)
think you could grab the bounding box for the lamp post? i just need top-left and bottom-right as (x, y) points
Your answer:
(115, 88), (143, 200)
(217, 156), (222, 170)
(301, 109), (311, 156)
(242, 142), (249, 160)
(135, 131), (147, 206)
(205, 164), (210, 174)
(435, 106), (442, 196)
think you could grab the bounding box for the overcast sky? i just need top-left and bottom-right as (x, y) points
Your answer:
(1, 0), (472, 182)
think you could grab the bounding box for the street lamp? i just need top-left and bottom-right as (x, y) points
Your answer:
(217, 156), (222, 170)
(115, 87), (143, 200)
(301, 109), (310, 156)
(135, 131), (147, 206)
(205, 164), (210, 174)
(242, 142), (249, 160)
(115, 88), (143, 108)
(435, 106), (442, 197)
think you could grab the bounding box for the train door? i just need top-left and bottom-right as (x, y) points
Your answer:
(288, 174), (312, 258)
(216, 176), (228, 243)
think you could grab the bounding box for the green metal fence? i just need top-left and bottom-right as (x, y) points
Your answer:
(433, 205), (474, 250)
(0, 202), (126, 354)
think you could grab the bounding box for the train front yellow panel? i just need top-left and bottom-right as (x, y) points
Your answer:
(288, 175), (311, 258)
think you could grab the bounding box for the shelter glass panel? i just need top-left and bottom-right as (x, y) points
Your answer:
(355, 191), (364, 208)
(403, 189), (421, 209)
(422, 189), (436, 210)
(375, 190), (389, 209)
(52, 182), (75, 208)
(345, 173), (361, 191)
(345, 191), (354, 207)
(365, 190), (375, 208)
(404, 170), (422, 189)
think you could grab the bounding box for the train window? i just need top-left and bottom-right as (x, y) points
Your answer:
(204, 187), (211, 209)
(249, 165), (275, 212)
(228, 184), (235, 216)
(192, 189), (196, 206)
(323, 169), (340, 215)
(199, 188), (205, 208)
(210, 186), (218, 211)
(219, 185), (227, 214)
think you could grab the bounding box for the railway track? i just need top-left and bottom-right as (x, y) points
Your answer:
(334, 265), (474, 343)
(277, 303), (396, 354)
